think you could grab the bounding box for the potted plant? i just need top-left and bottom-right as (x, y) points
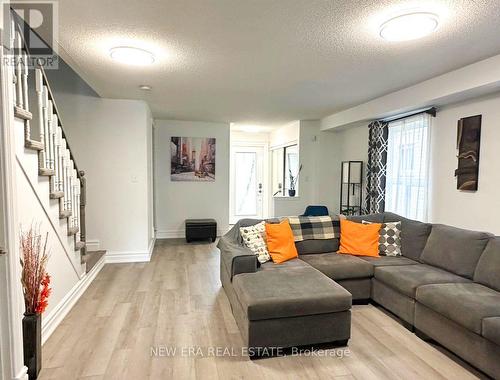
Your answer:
(288, 164), (303, 197)
(20, 226), (51, 380)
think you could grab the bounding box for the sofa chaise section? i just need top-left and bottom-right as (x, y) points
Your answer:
(300, 253), (374, 300)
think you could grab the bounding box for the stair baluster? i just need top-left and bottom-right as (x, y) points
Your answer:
(71, 172), (75, 228)
(35, 69), (46, 165)
(50, 112), (58, 193)
(47, 101), (55, 171)
(57, 128), (64, 193)
(76, 177), (81, 240)
(73, 169), (78, 231)
(67, 154), (73, 215)
(12, 19), (33, 122)
(64, 149), (69, 213)
(14, 31), (23, 110)
(21, 51), (32, 143)
(52, 120), (61, 195)
(61, 144), (68, 215)
(45, 93), (51, 171)
(41, 87), (50, 170)
(79, 171), (87, 256)
(11, 20), (17, 107)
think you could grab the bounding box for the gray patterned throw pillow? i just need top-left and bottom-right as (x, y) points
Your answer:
(239, 221), (271, 263)
(363, 220), (402, 256)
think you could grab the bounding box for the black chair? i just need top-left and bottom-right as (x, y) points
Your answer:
(301, 205), (329, 217)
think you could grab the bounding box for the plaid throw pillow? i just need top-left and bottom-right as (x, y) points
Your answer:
(287, 215), (340, 242)
(363, 220), (402, 256)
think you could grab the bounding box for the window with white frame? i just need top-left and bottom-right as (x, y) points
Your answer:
(385, 113), (431, 221)
(271, 144), (299, 196)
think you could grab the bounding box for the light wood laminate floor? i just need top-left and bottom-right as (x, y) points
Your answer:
(39, 240), (484, 380)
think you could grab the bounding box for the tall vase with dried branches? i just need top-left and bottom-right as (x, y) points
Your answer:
(20, 226), (51, 380)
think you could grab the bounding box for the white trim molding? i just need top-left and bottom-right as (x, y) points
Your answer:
(156, 228), (227, 239)
(105, 252), (151, 263)
(105, 238), (156, 264)
(41, 254), (106, 344)
(155, 229), (184, 239)
(85, 239), (100, 252)
(13, 367), (28, 380)
(149, 237), (156, 256)
(0, 14), (30, 379)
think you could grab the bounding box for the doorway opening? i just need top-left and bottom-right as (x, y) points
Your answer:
(229, 127), (271, 224)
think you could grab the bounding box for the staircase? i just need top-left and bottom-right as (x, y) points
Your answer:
(10, 18), (91, 270)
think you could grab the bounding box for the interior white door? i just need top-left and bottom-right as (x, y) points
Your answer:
(230, 145), (265, 224)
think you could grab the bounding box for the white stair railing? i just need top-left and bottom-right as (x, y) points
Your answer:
(11, 18), (87, 258)
(14, 30), (23, 110)
(52, 115), (62, 195)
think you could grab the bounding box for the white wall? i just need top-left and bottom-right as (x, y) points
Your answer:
(147, 110), (154, 246)
(331, 124), (369, 213)
(154, 120), (230, 237)
(60, 96), (154, 260)
(314, 127), (342, 214)
(231, 130), (270, 143)
(430, 93), (500, 234)
(327, 92), (500, 234)
(273, 120), (341, 217)
(269, 121), (299, 148)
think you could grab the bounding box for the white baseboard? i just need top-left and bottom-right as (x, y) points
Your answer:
(155, 229), (184, 239)
(105, 250), (152, 264)
(13, 366), (28, 380)
(41, 254), (105, 345)
(156, 228), (227, 239)
(85, 239), (100, 251)
(148, 237), (156, 256)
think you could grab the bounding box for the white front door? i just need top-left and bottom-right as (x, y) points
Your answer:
(230, 145), (266, 224)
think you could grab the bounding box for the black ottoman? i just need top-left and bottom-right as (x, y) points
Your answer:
(185, 219), (217, 243)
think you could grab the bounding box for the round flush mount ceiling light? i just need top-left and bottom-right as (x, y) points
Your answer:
(139, 85), (152, 91)
(110, 46), (155, 65)
(380, 12), (439, 42)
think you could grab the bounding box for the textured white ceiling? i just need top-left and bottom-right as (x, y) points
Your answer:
(56, 0), (500, 125)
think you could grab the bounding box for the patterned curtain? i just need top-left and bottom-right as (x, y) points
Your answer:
(365, 120), (389, 214)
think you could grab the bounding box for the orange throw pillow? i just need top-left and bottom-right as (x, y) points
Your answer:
(338, 219), (382, 257)
(265, 220), (299, 264)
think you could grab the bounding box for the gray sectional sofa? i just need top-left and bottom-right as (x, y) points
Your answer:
(218, 212), (500, 378)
